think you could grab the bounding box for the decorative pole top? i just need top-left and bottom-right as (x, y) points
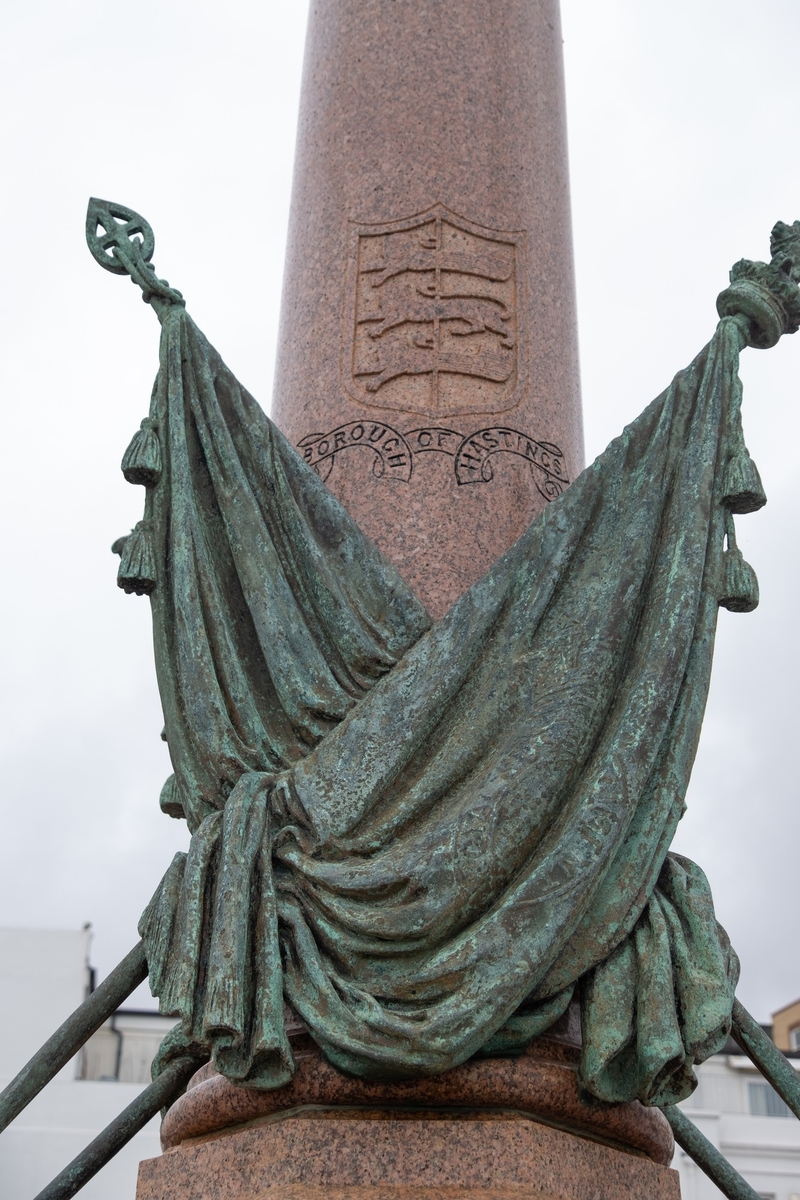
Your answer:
(717, 220), (800, 348)
(85, 198), (185, 313)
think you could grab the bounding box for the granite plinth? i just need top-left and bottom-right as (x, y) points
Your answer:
(138, 1110), (679, 1200)
(137, 1037), (678, 1200)
(271, 0), (584, 618)
(159, 1035), (672, 1165)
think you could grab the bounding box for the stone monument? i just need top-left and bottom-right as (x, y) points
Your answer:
(69, 2), (800, 1199)
(272, 0), (583, 618)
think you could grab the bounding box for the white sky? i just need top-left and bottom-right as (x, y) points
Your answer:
(0, 0), (797, 1022)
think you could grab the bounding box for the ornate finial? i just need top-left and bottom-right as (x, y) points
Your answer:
(769, 220), (800, 282)
(85, 198), (185, 309)
(717, 221), (800, 348)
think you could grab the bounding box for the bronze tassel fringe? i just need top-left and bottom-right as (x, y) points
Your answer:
(721, 368), (766, 514)
(122, 418), (162, 487)
(159, 775), (186, 820)
(117, 521), (157, 596)
(719, 513), (759, 613)
(721, 448), (767, 514)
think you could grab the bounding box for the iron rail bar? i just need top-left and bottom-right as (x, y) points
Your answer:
(661, 1104), (763, 1200)
(731, 998), (800, 1120)
(0, 941), (147, 1134)
(31, 1053), (204, 1200)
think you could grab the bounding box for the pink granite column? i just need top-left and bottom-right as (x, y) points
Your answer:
(272, 0), (583, 618)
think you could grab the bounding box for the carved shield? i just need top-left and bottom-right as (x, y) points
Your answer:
(344, 205), (526, 416)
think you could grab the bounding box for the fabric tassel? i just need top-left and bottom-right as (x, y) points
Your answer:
(159, 774), (186, 820)
(721, 448), (766, 514)
(121, 418), (161, 487)
(720, 369), (766, 514)
(117, 520), (157, 595)
(719, 513), (759, 613)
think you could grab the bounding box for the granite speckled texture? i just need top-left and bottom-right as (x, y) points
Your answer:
(158, 1035), (674, 1168)
(271, 0), (584, 618)
(138, 1107), (680, 1200)
(138, 1192), (570, 1200)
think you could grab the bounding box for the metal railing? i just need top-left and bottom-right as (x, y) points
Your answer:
(660, 1000), (800, 1200)
(0, 941), (207, 1200)
(0, 946), (798, 1200)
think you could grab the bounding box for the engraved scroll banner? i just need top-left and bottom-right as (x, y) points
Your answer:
(345, 205), (526, 416)
(298, 422), (413, 483)
(299, 424), (569, 501)
(454, 428), (568, 500)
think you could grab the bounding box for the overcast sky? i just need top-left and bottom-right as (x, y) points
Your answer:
(0, 0), (797, 1022)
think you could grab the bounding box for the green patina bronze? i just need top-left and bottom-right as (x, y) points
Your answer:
(87, 198), (800, 1109)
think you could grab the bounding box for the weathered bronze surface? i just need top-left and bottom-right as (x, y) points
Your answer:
(88, 198), (800, 1110)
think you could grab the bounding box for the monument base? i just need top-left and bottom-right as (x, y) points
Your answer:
(137, 1109), (679, 1200)
(136, 1035), (679, 1200)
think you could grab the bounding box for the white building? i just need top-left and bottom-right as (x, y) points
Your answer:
(0, 928), (174, 1200)
(1, 925), (798, 1200)
(676, 1035), (800, 1200)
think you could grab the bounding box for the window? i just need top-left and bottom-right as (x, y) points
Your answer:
(790, 1025), (800, 1051)
(79, 1011), (178, 1083)
(748, 1081), (791, 1118)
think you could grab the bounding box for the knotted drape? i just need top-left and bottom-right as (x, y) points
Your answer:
(137, 307), (748, 1106)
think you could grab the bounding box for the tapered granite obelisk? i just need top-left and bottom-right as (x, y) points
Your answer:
(272, 0), (583, 618)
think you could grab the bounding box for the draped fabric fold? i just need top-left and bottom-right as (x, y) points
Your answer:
(140, 307), (748, 1104)
(580, 854), (739, 1106)
(144, 308), (431, 832)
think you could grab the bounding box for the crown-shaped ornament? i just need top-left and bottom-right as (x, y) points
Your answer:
(717, 220), (800, 347)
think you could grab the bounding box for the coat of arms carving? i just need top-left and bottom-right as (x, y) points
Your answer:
(344, 205), (526, 415)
